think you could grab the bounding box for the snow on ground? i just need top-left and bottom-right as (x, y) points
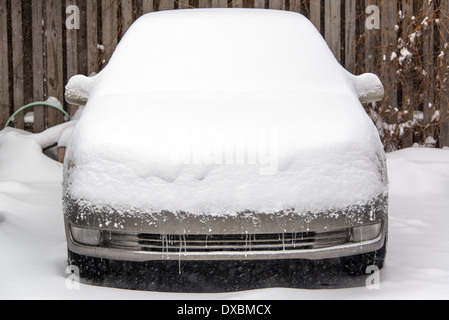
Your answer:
(0, 129), (449, 299)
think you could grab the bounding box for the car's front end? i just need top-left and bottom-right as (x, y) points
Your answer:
(63, 182), (388, 291)
(64, 195), (387, 263)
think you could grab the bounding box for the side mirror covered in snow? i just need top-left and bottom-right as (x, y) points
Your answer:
(352, 73), (385, 104)
(65, 74), (99, 106)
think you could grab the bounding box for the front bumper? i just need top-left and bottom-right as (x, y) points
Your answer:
(66, 223), (386, 262)
(64, 194), (388, 262)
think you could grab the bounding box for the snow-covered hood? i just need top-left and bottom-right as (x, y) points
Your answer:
(67, 91), (386, 215)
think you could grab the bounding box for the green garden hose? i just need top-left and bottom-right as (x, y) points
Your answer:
(4, 102), (71, 129)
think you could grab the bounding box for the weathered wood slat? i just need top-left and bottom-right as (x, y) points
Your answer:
(101, 0), (119, 69)
(45, 0), (64, 128)
(365, 0), (378, 73)
(289, 0), (302, 14)
(87, 0), (99, 76)
(66, 0), (79, 116)
(11, 0), (24, 129)
(199, 0), (210, 8)
(345, 0), (356, 72)
(32, 0), (45, 132)
(142, 0), (154, 13)
(233, 0), (244, 8)
(77, 0), (88, 77)
(268, 0), (285, 10)
(310, 0), (321, 33)
(178, 0), (191, 8)
(380, 0), (398, 111)
(422, 0), (435, 139)
(440, 1), (449, 147)
(400, 0), (414, 148)
(57, 146), (66, 163)
(158, 0), (175, 11)
(0, 1), (9, 128)
(212, 0), (228, 7)
(121, 0), (134, 37)
(253, 0), (265, 8)
(325, 0), (341, 63)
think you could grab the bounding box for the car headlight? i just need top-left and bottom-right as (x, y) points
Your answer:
(351, 222), (382, 242)
(70, 225), (102, 246)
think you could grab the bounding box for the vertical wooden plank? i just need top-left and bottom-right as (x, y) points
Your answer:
(11, 0), (24, 129)
(57, 146), (66, 163)
(87, 0), (99, 75)
(233, 0), (243, 8)
(212, 0), (229, 7)
(157, 0), (175, 11)
(178, 0), (191, 8)
(0, 1), (9, 128)
(269, 0), (285, 10)
(400, 0), (414, 147)
(242, 0), (253, 8)
(121, 0), (134, 37)
(142, 0), (154, 13)
(32, 0), (45, 132)
(345, 0), (356, 72)
(199, 0), (211, 8)
(439, 0), (449, 147)
(310, 0), (321, 33)
(45, 0), (64, 128)
(380, 0), (398, 110)
(21, 1), (33, 107)
(290, 0), (303, 14)
(66, 0), (79, 116)
(101, 0), (119, 69)
(253, 0), (265, 8)
(77, 0), (88, 76)
(379, 0), (397, 149)
(365, 0), (379, 73)
(325, 0), (341, 62)
(422, 0), (435, 139)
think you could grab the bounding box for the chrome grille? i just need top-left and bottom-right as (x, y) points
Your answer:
(104, 229), (351, 253)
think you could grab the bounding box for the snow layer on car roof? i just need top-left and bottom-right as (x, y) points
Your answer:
(67, 9), (386, 216)
(91, 8), (354, 97)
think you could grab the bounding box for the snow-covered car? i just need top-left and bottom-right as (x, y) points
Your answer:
(63, 9), (388, 291)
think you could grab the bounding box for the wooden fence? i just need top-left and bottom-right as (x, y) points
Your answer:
(1, 0), (449, 150)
